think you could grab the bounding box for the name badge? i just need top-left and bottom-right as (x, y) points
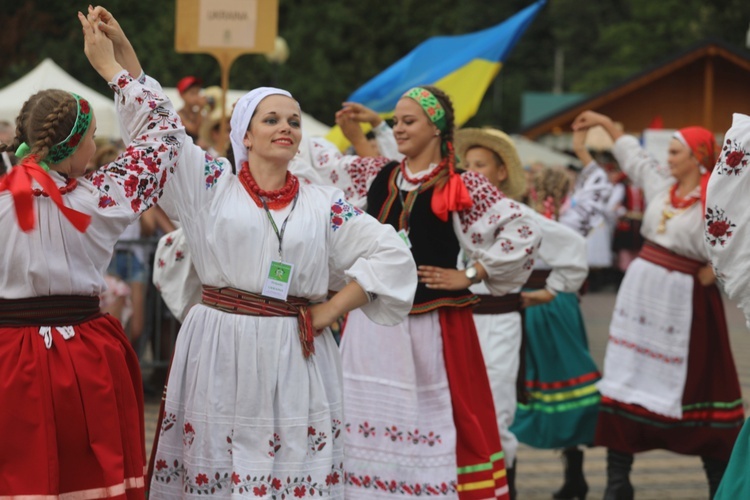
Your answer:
(262, 260), (294, 301)
(397, 229), (412, 249)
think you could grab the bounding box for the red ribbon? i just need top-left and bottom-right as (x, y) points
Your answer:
(0, 157), (91, 233)
(431, 173), (473, 222)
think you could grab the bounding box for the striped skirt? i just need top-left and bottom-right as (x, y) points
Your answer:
(510, 291), (600, 449)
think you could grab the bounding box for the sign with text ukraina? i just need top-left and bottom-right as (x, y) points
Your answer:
(198, 0), (257, 49)
(175, 0), (278, 54)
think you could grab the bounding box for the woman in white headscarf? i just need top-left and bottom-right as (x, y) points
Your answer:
(128, 81), (417, 496)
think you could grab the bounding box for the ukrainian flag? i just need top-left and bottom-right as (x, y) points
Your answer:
(327, 0), (546, 150)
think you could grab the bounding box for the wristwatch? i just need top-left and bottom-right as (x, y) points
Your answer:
(465, 265), (481, 284)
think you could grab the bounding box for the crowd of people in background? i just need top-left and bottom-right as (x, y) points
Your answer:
(2, 5), (750, 500)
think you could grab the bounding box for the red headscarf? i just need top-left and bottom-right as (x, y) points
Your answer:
(674, 126), (716, 211)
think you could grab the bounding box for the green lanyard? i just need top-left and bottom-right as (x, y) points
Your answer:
(260, 192), (299, 258)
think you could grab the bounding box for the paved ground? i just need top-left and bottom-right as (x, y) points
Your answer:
(143, 289), (750, 499)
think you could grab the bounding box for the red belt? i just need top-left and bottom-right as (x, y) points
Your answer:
(201, 286), (316, 358)
(638, 241), (703, 275)
(473, 293), (522, 315)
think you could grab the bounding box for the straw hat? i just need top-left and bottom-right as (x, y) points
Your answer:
(455, 127), (526, 200)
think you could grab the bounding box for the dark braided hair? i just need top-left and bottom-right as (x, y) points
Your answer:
(419, 86), (458, 187)
(0, 90), (77, 163)
(421, 85), (455, 150)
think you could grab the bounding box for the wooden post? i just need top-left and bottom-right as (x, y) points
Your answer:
(704, 56), (715, 132)
(214, 50), (244, 154)
(174, 0), (279, 151)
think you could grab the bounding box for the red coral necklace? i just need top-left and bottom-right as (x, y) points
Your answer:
(32, 177), (78, 197)
(657, 183), (699, 233)
(238, 162), (299, 209)
(399, 158), (447, 185)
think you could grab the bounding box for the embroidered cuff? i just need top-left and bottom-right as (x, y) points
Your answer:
(109, 70), (135, 96)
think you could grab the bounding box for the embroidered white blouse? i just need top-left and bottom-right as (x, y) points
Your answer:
(0, 71), (184, 298)
(612, 135), (707, 262)
(123, 77), (417, 326)
(706, 113), (750, 325)
(559, 160), (613, 237)
(307, 141), (542, 296)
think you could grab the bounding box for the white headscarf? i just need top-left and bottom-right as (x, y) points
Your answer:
(229, 87), (295, 168)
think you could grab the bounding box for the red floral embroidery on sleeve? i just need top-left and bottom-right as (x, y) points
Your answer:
(716, 138), (749, 176)
(330, 198), (363, 232)
(458, 171), (505, 233)
(705, 206), (736, 247)
(344, 157), (390, 200)
(86, 87), (181, 214)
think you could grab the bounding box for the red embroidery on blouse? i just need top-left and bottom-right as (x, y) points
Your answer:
(87, 86), (181, 213)
(458, 171), (505, 233)
(344, 157), (390, 200)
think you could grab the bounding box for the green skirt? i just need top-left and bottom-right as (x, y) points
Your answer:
(716, 418), (750, 499)
(510, 292), (601, 449)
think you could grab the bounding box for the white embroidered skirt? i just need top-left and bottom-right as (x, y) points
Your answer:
(150, 304), (344, 498)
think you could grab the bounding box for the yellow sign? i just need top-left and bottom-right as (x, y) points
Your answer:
(175, 0), (278, 54)
(175, 0), (280, 155)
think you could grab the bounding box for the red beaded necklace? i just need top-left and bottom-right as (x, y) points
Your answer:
(669, 183), (699, 209)
(32, 177), (78, 198)
(238, 162), (299, 209)
(399, 157), (448, 185)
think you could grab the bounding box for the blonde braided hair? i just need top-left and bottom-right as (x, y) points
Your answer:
(0, 90), (77, 163)
(530, 168), (571, 220)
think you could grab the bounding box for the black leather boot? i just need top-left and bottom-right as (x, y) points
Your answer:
(553, 447), (588, 499)
(603, 449), (634, 500)
(701, 456), (728, 499)
(507, 459), (517, 500)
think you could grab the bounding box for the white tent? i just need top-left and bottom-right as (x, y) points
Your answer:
(0, 59), (121, 139)
(162, 88), (332, 138)
(510, 134), (582, 168)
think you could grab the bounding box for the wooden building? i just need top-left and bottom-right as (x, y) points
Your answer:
(521, 40), (750, 140)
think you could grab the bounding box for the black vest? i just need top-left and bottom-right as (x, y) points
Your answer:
(367, 162), (476, 313)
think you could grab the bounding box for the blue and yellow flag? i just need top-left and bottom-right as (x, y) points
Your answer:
(327, 0), (546, 149)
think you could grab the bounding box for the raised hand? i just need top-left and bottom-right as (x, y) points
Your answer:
(78, 11), (122, 82)
(87, 5), (142, 76)
(572, 110), (622, 141)
(335, 110), (365, 142)
(340, 102), (382, 127)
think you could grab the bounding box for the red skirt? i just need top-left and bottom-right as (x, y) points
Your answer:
(0, 306), (146, 498)
(440, 307), (509, 499)
(596, 244), (743, 460)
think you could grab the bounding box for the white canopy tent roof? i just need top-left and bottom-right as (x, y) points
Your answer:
(162, 88), (332, 139)
(510, 134), (582, 169)
(0, 59), (121, 140)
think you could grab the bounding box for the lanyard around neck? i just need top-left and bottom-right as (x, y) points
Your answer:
(260, 192), (299, 258)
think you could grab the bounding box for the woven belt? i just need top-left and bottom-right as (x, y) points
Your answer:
(0, 295), (101, 326)
(523, 270), (551, 290)
(639, 241), (703, 275)
(201, 285), (316, 358)
(473, 293), (522, 315)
